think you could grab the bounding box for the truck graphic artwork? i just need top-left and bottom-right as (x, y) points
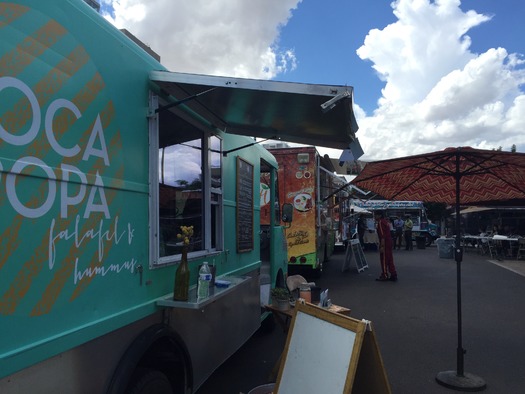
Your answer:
(0, 5), (140, 319)
(293, 191), (313, 212)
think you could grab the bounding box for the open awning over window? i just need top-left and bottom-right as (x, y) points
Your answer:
(149, 71), (360, 150)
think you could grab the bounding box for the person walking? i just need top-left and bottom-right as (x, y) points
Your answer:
(375, 211), (398, 282)
(357, 214), (367, 247)
(404, 215), (413, 251)
(393, 216), (404, 249)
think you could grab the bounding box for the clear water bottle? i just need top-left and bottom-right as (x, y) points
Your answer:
(197, 262), (212, 299)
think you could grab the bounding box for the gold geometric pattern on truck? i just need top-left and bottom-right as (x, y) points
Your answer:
(0, 1), (360, 392)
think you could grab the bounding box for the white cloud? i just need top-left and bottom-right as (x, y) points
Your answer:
(102, 0), (300, 79)
(101, 0), (525, 162)
(421, 48), (523, 122)
(355, 0), (525, 160)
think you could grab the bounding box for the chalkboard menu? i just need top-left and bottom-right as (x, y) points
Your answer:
(236, 157), (254, 252)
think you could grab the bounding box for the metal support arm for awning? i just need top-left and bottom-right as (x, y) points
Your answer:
(154, 87), (217, 114)
(221, 137), (275, 157)
(320, 90), (351, 113)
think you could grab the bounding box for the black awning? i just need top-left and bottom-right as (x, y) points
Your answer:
(150, 71), (359, 150)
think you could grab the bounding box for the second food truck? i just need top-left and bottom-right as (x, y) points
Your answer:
(264, 146), (350, 278)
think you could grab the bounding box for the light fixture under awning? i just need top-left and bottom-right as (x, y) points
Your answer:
(149, 71), (359, 150)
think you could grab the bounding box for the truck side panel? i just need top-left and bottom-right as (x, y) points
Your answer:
(0, 0), (164, 378)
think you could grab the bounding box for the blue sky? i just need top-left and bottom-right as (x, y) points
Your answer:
(271, 0), (398, 113)
(276, 0), (524, 113)
(101, 0), (525, 161)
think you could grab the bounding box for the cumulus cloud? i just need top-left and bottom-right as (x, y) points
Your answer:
(101, 0), (525, 161)
(101, 0), (300, 79)
(356, 0), (525, 160)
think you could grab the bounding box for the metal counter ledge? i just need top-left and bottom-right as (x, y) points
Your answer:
(157, 276), (251, 309)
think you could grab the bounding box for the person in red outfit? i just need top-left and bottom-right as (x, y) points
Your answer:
(375, 211), (398, 282)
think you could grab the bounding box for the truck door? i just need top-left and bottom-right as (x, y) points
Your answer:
(260, 159), (287, 304)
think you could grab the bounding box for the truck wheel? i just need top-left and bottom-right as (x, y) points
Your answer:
(127, 368), (174, 394)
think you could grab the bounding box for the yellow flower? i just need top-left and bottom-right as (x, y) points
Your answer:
(177, 226), (194, 246)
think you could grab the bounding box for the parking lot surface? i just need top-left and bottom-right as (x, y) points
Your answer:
(197, 244), (525, 394)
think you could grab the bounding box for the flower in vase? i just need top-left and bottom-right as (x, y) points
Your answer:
(173, 225), (194, 301)
(177, 225), (194, 247)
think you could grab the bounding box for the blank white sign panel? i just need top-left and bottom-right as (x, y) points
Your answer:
(277, 310), (357, 393)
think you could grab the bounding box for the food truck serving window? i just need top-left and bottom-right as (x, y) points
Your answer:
(153, 97), (223, 265)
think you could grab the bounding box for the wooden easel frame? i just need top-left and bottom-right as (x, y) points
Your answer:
(274, 302), (391, 394)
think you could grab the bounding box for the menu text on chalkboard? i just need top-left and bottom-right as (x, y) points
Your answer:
(236, 157), (254, 252)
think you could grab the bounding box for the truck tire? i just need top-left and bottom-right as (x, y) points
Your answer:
(106, 324), (192, 394)
(127, 368), (174, 394)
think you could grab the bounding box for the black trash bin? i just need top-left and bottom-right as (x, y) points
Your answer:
(416, 236), (426, 249)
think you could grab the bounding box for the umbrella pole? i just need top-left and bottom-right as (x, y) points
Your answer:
(455, 196), (465, 377)
(436, 155), (486, 391)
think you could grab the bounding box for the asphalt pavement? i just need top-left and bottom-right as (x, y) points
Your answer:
(196, 243), (525, 394)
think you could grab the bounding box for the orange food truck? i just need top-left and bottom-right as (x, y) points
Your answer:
(0, 1), (359, 392)
(263, 146), (350, 278)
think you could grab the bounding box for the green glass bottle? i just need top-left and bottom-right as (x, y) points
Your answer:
(173, 247), (190, 301)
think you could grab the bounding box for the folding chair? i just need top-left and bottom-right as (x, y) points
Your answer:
(517, 238), (525, 260)
(479, 237), (490, 256)
(487, 238), (500, 259)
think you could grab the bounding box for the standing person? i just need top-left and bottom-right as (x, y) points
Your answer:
(404, 215), (413, 251)
(357, 214), (367, 247)
(393, 216), (404, 249)
(375, 211), (398, 282)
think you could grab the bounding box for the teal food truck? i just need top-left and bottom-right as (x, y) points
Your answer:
(0, 1), (359, 392)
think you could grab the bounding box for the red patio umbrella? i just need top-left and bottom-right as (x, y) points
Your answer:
(351, 146), (525, 391)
